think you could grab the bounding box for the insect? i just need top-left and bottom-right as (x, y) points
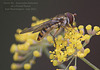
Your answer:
(20, 12), (76, 41)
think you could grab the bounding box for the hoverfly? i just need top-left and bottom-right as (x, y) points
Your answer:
(20, 12), (76, 41)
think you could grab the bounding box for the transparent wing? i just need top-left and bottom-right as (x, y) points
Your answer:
(20, 19), (58, 34)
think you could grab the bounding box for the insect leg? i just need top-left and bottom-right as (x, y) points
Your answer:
(50, 33), (56, 47)
(61, 25), (68, 30)
(53, 27), (61, 36)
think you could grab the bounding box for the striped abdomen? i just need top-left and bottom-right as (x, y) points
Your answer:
(37, 25), (57, 41)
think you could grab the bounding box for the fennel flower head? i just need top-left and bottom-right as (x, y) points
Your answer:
(10, 16), (100, 70)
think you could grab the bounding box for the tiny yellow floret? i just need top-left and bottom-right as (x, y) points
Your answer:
(22, 43), (30, 51)
(11, 63), (17, 69)
(69, 66), (75, 70)
(26, 39), (33, 45)
(73, 22), (76, 27)
(93, 26), (100, 32)
(13, 52), (19, 61)
(17, 44), (24, 51)
(57, 35), (63, 40)
(86, 25), (92, 30)
(77, 44), (82, 49)
(84, 34), (90, 40)
(16, 28), (22, 34)
(78, 25), (84, 29)
(49, 54), (54, 59)
(10, 44), (17, 53)
(53, 60), (58, 66)
(77, 51), (85, 58)
(24, 63), (31, 70)
(84, 48), (90, 54)
(47, 36), (53, 43)
(96, 31), (100, 35)
(32, 16), (38, 21)
(29, 59), (36, 64)
(33, 50), (41, 57)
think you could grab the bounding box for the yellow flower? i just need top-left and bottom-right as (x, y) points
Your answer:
(26, 39), (33, 45)
(22, 43), (30, 51)
(47, 36), (53, 43)
(16, 28), (22, 34)
(10, 44), (17, 53)
(69, 66), (76, 70)
(53, 60), (58, 66)
(29, 59), (36, 64)
(17, 44), (24, 50)
(57, 35), (63, 40)
(77, 51), (85, 58)
(32, 16), (38, 21)
(13, 52), (19, 61)
(96, 31), (100, 35)
(86, 25), (92, 30)
(49, 54), (54, 59)
(86, 25), (92, 34)
(78, 25), (84, 29)
(67, 47), (75, 55)
(84, 34), (90, 40)
(76, 43), (83, 49)
(33, 50), (41, 57)
(11, 63), (17, 69)
(84, 48), (90, 54)
(93, 26), (99, 32)
(24, 63), (31, 70)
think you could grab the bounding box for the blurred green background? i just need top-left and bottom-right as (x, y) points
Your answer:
(0, 0), (100, 70)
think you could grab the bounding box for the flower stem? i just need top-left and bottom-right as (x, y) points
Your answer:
(75, 56), (77, 66)
(80, 58), (100, 70)
(65, 57), (75, 70)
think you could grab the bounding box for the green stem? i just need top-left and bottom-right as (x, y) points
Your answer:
(43, 47), (66, 69)
(75, 56), (77, 66)
(80, 58), (100, 70)
(65, 57), (75, 70)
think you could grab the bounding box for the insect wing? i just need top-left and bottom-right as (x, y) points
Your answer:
(20, 20), (57, 34)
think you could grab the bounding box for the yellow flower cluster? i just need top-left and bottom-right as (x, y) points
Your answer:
(10, 15), (100, 70)
(48, 25), (100, 66)
(10, 16), (50, 70)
